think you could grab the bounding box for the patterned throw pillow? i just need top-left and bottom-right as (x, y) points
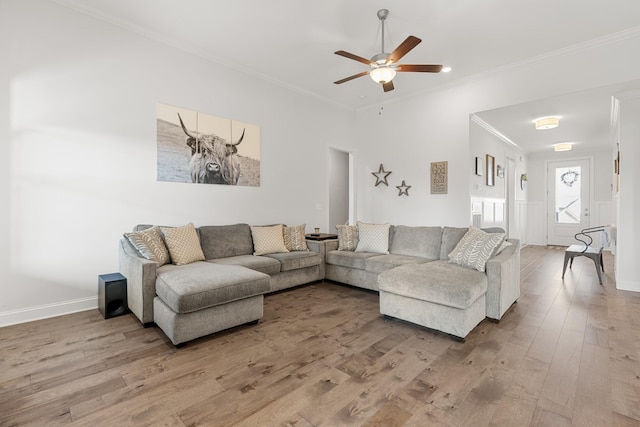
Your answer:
(448, 226), (505, 272)
(124, 226), (171, 266)
(251, 224), (290, 256)
(335, 224), (358, 251)
(160, 223), (205, 266)
(284, 224), (308, 251)
(355, 222), (390, 254)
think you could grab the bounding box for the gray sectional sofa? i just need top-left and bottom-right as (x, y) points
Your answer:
(325, 225), (520, 340)
(119, 222), (520, 345)
(119, 223), (325, 345)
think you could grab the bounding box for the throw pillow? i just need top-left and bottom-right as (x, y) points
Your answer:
(335, 224), (358, 251)
(160, 223), (205, 266)
(251, 224), (289, 256)
(284, 224), (308, 251)
(448, 226), (505, 272)
(124, 226), (171, 266)
(355, 222), (390, 254)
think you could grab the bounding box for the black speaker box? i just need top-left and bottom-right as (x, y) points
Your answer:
(98, 273), (130, 319)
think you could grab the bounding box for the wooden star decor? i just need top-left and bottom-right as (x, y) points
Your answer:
(372, 164), (392, 186)
(396, 180), (411, 196)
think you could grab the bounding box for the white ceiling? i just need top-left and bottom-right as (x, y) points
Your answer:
(53, 0), (640, 153)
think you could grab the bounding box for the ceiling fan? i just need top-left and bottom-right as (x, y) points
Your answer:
(333, 9), (442, 92)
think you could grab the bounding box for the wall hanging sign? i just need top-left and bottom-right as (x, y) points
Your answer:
(486, 154), (495, 187)
(156, 102), (261, 186)
(430, 161), (448, 194)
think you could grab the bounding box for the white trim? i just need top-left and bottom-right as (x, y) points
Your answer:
(0, 297), (97, 327)
(616, 280), (640, 293)
(470, 114), (519, 148)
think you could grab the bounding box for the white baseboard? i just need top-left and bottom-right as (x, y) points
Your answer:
(616, 280), (640, 293)
(0, 297), (97, 327)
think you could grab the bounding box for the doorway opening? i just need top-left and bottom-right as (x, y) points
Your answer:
(329, 148), (355, 230)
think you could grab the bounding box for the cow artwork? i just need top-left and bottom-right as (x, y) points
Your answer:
(177, 112), (245, 185)
(156, 103), (260, 186)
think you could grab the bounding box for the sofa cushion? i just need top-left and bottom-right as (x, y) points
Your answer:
(440, 227), (469, 260)
(160, 223), (206, 266)
(251, 224), (289, 256)
(390, 225), (442, 259)
(355, 222), (390, 254)
(199, 224), (253, 259)
(378, 260), (487, 310)
(156, 262), (270, 314)
(208, 255), (281, 275)
(326, 250), (378, 270)
(449, 226), (505, 272)
(264, 251), (321, 272)
(124, 226), (171, 266)
(364, 254), (430, 274)
(335, 224), (358, 251)
(284, 224), (309, 251)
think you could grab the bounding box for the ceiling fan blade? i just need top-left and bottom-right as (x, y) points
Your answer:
(334, 71), (370, 85)
(386, 36), (421, 64)
(334, 50), (373, 65)
(382, 81), (394, 92)
(398, 64), (443, 73)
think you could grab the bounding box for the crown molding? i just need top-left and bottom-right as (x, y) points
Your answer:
(470, 114), (519, 148)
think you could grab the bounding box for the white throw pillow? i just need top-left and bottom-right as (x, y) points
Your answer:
(448, 226), (505, 272)
(251, 224), (290, 256)
(355, 222), (390, 254)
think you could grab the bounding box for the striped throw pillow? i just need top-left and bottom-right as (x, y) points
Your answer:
(448, 226), (505, 272)
(284, 224), (308, 251)
(124, 226), (171, 266)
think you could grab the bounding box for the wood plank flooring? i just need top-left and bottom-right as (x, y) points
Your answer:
(1, 245), (639, 426)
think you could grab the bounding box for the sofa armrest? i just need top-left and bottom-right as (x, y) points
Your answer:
(324, 239), (339, 252)
(306, 239), (328, 278)
(118, 239), (157, 324)
(484, 239), (521, 320)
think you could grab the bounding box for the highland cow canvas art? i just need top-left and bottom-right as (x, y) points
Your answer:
(157, 103), (260, 186)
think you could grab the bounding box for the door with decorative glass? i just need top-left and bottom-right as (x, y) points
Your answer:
(547, 159), (590, 246)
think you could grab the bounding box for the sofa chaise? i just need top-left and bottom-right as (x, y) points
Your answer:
(119, 223), (325, 345)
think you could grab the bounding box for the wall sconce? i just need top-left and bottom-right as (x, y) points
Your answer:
(520, 173), (527, 190)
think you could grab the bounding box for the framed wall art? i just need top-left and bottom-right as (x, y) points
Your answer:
(156, 102), (261, 186)
(486, 154), (495, 186)
(475, 157), (483, 176)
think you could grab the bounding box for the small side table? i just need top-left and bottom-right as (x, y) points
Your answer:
(305, 233), (338, 241)
(562, 244), (604, 284)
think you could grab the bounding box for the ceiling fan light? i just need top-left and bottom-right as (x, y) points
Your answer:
(553, 143), (573, 152)
(535, 117), (560, 130)
(370, 67), (396, 83)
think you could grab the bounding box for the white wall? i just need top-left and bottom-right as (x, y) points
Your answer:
(468, 120), (528, 239)
(616, 94), (640, 292)
(354, 30), (640, 228)
(0, 1), (354, 325)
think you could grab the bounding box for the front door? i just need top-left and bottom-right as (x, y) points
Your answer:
(547, 159), (590, 246)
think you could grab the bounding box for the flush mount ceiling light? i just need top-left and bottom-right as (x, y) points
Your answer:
(553, 142), (573, 152)
(534, 117), (560, 130)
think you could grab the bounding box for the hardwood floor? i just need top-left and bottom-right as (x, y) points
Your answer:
(1, 245), (640, 426)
